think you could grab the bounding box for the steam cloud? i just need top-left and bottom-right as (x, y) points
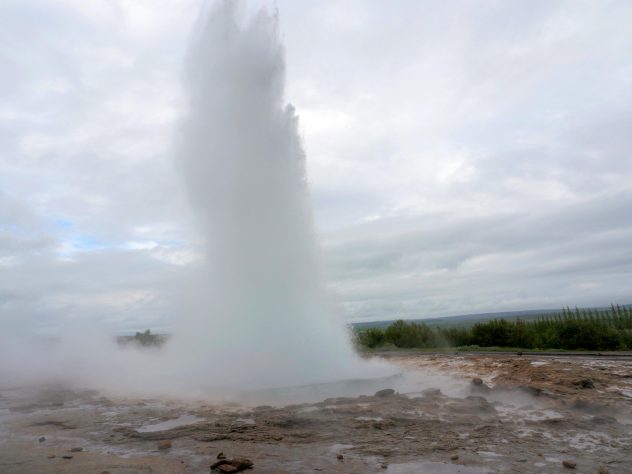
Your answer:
(0, 1), (387, 399)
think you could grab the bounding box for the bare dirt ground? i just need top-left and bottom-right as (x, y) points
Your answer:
(1, 353), (630, 473)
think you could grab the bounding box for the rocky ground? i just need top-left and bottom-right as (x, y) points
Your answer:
(1, 353), (630, 473)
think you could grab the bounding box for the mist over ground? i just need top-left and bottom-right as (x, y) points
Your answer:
(0, 1), (389, 397)
(0, 1), (631, 397)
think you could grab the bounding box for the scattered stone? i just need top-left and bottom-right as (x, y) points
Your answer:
(562, 460), (577, 469)
(374, 389), (395, 397)
(451, 454), (459, 461)
(62, 455), (73, 459)
(272, 435), (283, 441)
(70, 447), (83, 452)
(47, 455), (56, 459)
(38, 436), (46, 442)
(573, 379), (595, 389)
(471, 377), (484, 386)
(422, 388), (442, 397)
(211, 457), (253, 472)
(523, 386), (543, 397)
(217, 452), (226, 460)
(591, 415), (617, 424)
(381, 463), (388, 469)
(158, 440), (172, 450)
(231, 458), (255, 470)
(102, 471), (110, 474)
(336, 453), (344, 461)
(217, 465), (238, 473)
(517, 351), (523, 356)
(598, 468), (609, 474)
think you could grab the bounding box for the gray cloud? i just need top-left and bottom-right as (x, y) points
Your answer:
(1, 0), (631, 329)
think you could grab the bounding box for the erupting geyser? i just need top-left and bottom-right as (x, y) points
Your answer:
(168, 1), (384, 392)
(0, 1), (390, 399)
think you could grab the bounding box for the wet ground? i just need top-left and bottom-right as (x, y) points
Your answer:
(1, 353), (630, 473)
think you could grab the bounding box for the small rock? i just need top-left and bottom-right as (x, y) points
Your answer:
(451, 455), (459, 461)
(472, 377), (484, 386)
(158, 440), (172, 450)
(216, 465), (238, 473)
(597, 468), (609, 474)
(217, 466), (238, 473)
(231, 458), (254, 470)
(562, 460), (576, 469)
(422, 388), (442, 397)
(381, 463), (388, 469)
(217, 452), (226, 460)
(374, 388), (395, 397)
(70, 447), (83, 452)
(62, 455), (73, 459)
(211, 457), (253, 472)
(591, 415), (617, 425)
(517, 351), (523, 356)
(336, 453), (344, 461)
(47, 455), (56, 459)
(272, 435), (283, 441)
(573, 379), (595, 389)
(102, 471), (110, 474)
(38, 436), (46, 442)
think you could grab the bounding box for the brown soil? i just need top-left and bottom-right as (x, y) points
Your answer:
(1, 353), (630, 473)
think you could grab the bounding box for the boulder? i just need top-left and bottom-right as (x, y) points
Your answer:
(374, 389), (395, 397)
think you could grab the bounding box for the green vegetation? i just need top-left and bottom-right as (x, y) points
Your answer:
(117, 329), (167, 347)
(356, 305), (632, 351)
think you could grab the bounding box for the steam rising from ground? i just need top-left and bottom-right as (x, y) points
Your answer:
(0, 1), (389, 399)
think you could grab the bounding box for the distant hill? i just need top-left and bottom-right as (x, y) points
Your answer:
(351, 304), (632, 330)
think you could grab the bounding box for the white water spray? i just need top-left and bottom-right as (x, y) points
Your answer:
(168, 1), (382, 392)
(0, 1), (391, 400)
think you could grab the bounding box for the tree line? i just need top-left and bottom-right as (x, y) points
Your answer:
(356, 305), (632, 351)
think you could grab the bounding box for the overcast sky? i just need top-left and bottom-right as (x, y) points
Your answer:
(1, 0), (631, 332)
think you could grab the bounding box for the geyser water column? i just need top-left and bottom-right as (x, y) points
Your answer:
(174, 1), (378, 391)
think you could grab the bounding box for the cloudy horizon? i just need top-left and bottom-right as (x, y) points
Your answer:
(1, 0), (631, 333)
